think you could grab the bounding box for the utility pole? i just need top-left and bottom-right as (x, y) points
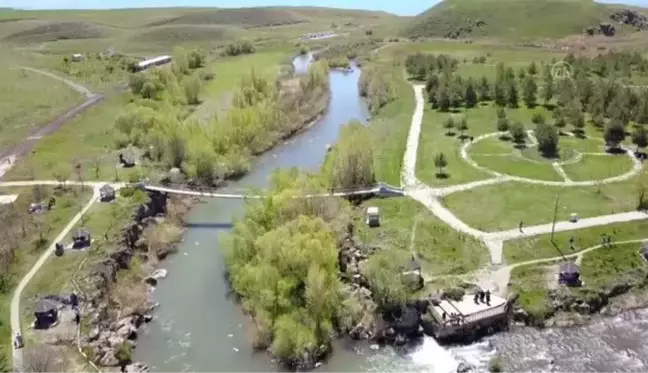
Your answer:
(550, 194), (564, 259)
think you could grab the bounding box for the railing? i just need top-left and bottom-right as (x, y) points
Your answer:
(142, 182), (405, 199)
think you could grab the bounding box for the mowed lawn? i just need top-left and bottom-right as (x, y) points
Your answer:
(416, 102), (554, 186)
(442, 173), (648, 232)
(354, 197), (490, 276)
(0, 66), (83, 154)
(562, 154), (636, 182)
(503, 219), (648, 264)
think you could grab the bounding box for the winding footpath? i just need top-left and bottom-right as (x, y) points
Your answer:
(399, 84), (648, 267)
(9, 184), (103, 372)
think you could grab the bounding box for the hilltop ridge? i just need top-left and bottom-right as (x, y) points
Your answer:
(403, 0), (647, 40)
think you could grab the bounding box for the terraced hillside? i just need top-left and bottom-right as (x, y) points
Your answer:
(403, 0), (645, 40)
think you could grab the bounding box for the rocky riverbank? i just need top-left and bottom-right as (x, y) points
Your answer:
(78, 190), (193, 372)
(513, 273), (648, 328)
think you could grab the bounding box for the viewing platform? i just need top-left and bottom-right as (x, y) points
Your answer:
(424, 293), (512, 342)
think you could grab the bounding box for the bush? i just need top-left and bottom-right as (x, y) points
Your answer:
(489, 356), (504, 373)
(113, 132), (130, 149)
(442, 287), (465, 301)
(224, 40), (255, 57)
(115, 342), (133, 366)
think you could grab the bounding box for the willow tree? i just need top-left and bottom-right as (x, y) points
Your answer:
(331, 122), (375, 190)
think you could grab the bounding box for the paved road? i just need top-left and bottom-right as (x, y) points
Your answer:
(0, 68), (104, 180)
(10, 185), (101, 372)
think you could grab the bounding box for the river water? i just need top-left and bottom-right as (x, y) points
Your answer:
(136, 54), (648, 373)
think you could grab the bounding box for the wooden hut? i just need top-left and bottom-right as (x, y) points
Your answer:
(34, 299), (59, 328)
(559, 261), (582, 286)
(366, 206), (380, 227)
(72, 229), (91, 249)
(99, 184), (115, 202)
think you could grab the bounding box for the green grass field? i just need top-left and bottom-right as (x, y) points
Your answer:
(509, 264), (553, 323)
(355, 197), (490, 276)
(0, 66), (83, 154)
(503, 219), (648, 263)
(404, 0), (625, 40)
(562, 154), (635, 181)
(3, 94), (144, 182)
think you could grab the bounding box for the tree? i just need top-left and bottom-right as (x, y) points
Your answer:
(604, 119), (626, 148)
(518, 67), (526, 82)
(509, 121), (526, 145)
(531, 112), (545, 125)
(566, 100), (585, 134)
(305, 266), (339, 342)
(556, 78), (575, 107)
(464, 78), (478, 108)
(92, 157), (101, 179)
(497, 117), (510, 132)
(506, 80), (518, 108)
(592, 114), (605, 129)
(494, 81), (507, 107)
(522, 75), (538, 107)
(553, 107), (567, 133)
(528, 61), (538, 75)
(478, 76), (491, 102)
(436, 83), (451, 112)
(535, 121), (559, 157)
(426, 74), (440, 99)
(183, 75), (202, 105)
(496, 106), (506, 119)
(542, 69), (554, 105)
(632, 125), (648, 152)
(433, 152), (448, 177)
(449, 76), (464, 109)
(52, 165), (71, 188)
(331, 122), (375, 190)
(456, 115), (469, 138)
(443, 116), (455, 135)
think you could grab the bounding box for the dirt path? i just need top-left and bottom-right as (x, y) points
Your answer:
(16, 67), (94, 99)
(10, 185), (101, 372)
(0, 68), (104, 180)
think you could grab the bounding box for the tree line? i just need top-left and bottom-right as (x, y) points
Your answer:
(115, 48), (330, 186)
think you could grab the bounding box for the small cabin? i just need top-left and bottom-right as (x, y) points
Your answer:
(99, 184), (115, 202)
(559, 261), (582, 286)
(34, 298), (59, 329)
(71, 53), (84, 62)
(366, 206), (380, 227)
(72, 229), (91, 249)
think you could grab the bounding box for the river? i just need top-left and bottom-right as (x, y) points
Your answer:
(135, 54), (648, 373)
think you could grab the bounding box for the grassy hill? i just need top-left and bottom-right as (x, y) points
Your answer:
(403, 0), (639, 40)
(0, 6), (395, 52)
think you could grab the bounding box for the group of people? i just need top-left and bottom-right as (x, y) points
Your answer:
(441, 311), (465, 326)
(474, 289), (491, 306)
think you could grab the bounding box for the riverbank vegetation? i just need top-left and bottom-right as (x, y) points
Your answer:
(113, 48), (330, 185)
